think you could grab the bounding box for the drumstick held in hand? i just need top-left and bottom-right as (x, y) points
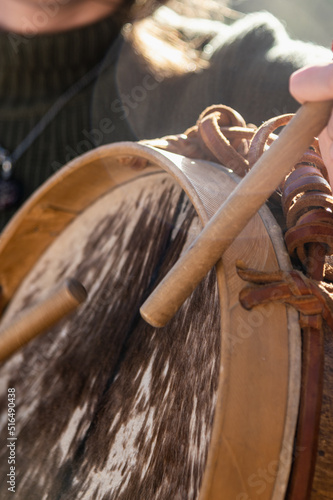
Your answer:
(0, 278), (87, 362)
(141, 100), (333, 328)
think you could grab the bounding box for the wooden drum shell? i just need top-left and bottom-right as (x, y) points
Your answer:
(0, 143), (301, 499)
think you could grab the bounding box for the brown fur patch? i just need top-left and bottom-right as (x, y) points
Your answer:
(0, 173), (220, 499)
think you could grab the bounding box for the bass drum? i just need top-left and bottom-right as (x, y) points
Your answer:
(0, 143), (300, 500)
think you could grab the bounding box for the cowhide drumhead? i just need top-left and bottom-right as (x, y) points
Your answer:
(0, 144), (301, 500)
(0, 171), (220, 499)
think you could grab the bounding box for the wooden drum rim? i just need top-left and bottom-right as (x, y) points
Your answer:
(0, 142), (301, 499)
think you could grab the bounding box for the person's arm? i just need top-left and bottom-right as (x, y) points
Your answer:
(206, 12), (332, 125)
(289, 63), (333, 183)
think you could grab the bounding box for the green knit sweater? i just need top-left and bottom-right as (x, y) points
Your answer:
(0, 9), (330, 231)
(0, 16), (125, 230)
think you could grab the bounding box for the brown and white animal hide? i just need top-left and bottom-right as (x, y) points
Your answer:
(0, 173), (220, 499)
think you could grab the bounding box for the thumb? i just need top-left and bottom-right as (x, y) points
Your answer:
(289, 62), (333, 103)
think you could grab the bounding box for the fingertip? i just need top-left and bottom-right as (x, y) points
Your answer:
(289, 63), (333, 103)
(289, 66), (311, 103)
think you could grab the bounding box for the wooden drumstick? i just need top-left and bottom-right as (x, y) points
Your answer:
(141, 100), (333, 327)
(0, 278), (87, 362)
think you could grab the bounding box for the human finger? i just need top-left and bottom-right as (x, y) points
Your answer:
(289, 63), (333, 103)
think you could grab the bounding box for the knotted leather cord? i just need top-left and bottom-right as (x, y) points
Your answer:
(136, 104), (333, 283)
(241, 125), (333, 498)
(237, 264), (333, 332)
(128, 104), (333, 499)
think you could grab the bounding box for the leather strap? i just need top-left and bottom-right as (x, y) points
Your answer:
(237, 264), (333, 331)
(129, 104), (333, 498)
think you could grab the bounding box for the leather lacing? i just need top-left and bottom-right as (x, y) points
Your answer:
(130, 104), (333, 282)
(125, 104), (333, 500)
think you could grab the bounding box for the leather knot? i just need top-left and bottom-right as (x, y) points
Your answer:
(236, 261), (333, 330)
(138, 103), (333, 280)
(140, 104), (256, 176)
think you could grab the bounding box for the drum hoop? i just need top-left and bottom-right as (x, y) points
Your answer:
(0, 141), (301, 500)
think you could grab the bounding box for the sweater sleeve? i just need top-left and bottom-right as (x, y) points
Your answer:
(208, 11), (331, 124)
(96, 10), (331, 141)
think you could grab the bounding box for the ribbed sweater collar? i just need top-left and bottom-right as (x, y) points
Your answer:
(0, 16), (120, 104)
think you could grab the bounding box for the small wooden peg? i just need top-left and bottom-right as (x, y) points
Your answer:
(140, 100), (333, 327)
(0, 278), (87, 362)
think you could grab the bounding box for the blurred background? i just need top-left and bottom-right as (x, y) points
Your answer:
(229, 0), (333, 48)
